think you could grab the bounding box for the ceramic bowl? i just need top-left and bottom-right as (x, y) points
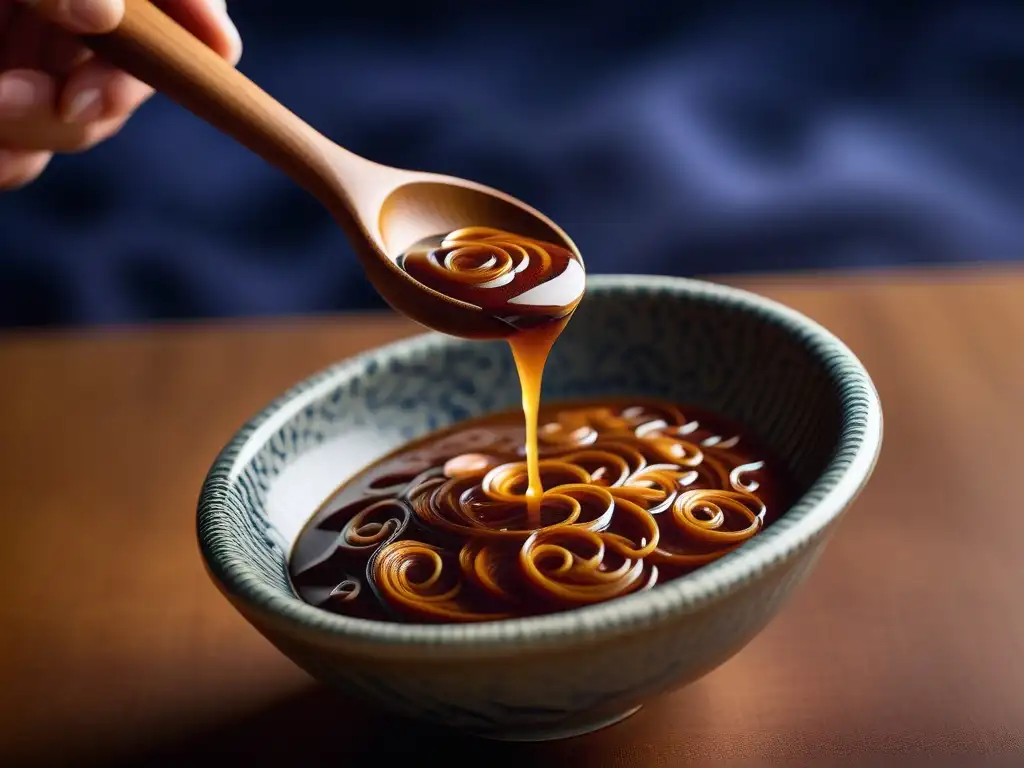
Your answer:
(197, 275), (882, 742)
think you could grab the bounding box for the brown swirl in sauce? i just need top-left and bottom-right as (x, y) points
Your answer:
(289, 400), (791, 624)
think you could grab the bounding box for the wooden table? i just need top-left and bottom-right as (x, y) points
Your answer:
(2, 266), (1023, 766)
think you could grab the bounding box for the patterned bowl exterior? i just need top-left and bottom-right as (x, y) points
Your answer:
(197, 275), (882, 740)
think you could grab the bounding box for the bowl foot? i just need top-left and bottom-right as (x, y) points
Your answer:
(474, 704), (643, 742)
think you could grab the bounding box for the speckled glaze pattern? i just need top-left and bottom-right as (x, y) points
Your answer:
(197, 275), (882, 740)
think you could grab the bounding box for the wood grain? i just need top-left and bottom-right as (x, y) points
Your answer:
(1, 266), (1022, 766)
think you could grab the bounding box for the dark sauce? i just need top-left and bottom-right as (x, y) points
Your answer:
(289, 399), (792, 624)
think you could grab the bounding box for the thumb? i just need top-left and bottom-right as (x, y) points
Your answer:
(16, 0), (126, 34)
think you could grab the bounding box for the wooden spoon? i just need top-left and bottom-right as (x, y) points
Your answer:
(71, 0), (582, 339)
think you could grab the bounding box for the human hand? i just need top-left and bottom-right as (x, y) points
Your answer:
(0, 0), (241, 189)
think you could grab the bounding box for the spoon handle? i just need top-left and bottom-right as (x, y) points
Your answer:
(81, 0), (347, 203)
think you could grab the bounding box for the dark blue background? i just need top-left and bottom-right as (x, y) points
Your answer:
(1, 0), (1022, 327)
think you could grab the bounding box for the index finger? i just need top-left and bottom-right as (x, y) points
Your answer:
(14, 0), (241, 63)
(14, 0), (124, 34)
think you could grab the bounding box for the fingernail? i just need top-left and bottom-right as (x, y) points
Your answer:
(207, 0), (243, 64)
(65, 87), (103, 123)
(61, 0), (125, 33)
(0, 74), (40, 118)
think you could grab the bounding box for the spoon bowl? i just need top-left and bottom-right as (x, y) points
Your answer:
(60, 0), (582, 339)
(366, 177), (580, 337)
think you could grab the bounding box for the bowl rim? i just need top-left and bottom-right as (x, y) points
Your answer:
(197, 274), (883, 654)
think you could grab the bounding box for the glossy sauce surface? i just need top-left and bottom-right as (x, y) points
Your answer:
(398, 226), (584, 327)
(289, 400), (792, 623)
